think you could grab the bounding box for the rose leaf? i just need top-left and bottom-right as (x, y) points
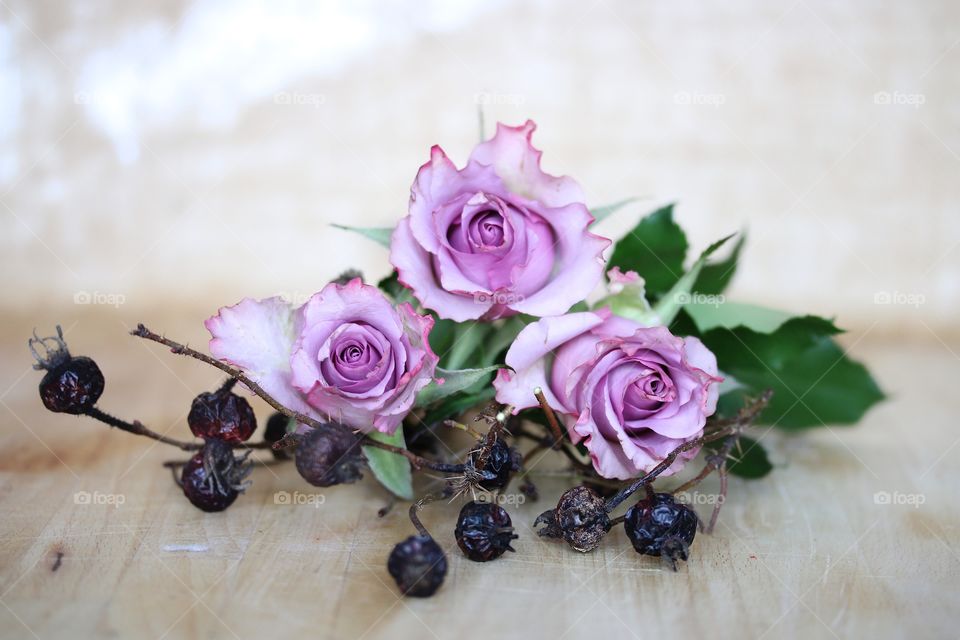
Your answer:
(652, 232), (735, 326)
(608, 203), (688, 299)
(727, 436), (773, 479)
(331, 224), (393, 248)
(415, 365), (503, 407)
(363, 429), (414, 500)
(693, 232), (746, 296)
(702, 316), (885, 428)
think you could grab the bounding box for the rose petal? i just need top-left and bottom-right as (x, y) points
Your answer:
(469, 120), (586, 208)
(494, 312), (606, 412)
(391, 217), (492, 321)
(508, 202), (610, 317)
(205, 297), (317, 419)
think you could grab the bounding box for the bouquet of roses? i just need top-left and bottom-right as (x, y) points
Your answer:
(29, 120), (882, 598)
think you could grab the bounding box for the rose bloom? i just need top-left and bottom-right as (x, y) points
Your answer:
(494, 310), (721, 479)
(390, 120), (610, 321)
(205, 279), (437, 434)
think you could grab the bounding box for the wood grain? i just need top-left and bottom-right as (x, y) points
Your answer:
(0, 310), (957, 639)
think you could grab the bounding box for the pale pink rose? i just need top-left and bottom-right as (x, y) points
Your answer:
(494, 310), (722, 479)
(205, 279), (437, 434)
(390, 120), (610, 321)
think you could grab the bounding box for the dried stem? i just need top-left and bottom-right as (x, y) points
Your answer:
(84, 407), (202, 451)
(132, 323), (461, 474)
(515, 426), (594, 474)
(442, 419), (485, 440)
(472, 404), (511, 470)
(605, 389), (773, 513)
(534, 387), (564, 448)
(408, 490), (450, 538)
(362, 437), (465, 473)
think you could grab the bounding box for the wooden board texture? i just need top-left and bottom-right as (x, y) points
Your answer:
(0, 311), (957, 639)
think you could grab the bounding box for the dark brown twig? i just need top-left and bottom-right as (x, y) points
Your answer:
(84, 407), (201, 451)
(132, 323), (461, 474)
(408, 490), (451, 538)
(534, 388), (564, 448)
(605, 389), (773, 512)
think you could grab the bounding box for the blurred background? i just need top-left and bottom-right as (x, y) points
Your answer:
(1, 0), (957, 341)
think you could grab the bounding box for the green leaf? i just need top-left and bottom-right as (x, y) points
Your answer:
(694, 233), (746, 295)
(702, 316), (884, 428)
(363, 430), (413, 500)
(416, 365), (503, 406)
(443, 323), (495, 370)
(422, 387), (496, 426)
(686, 300), (793, 334)
(727, 436), (773, 479)
(427, 316), (458, 361)
(377, 270), (416, 306)
(331, 224), (393, 248)
(608, 204), (688, 299)
(653, 233), (734, 326)
(590, 197), (638, 226)
(481, 316), (528, 364)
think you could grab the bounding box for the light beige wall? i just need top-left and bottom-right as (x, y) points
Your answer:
(2, 0), (957, 339)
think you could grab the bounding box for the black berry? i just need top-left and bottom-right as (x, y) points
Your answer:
(264, 412), (293, 459)
(188, 381), (256, 443)
(39, 357), (104, 415)
(535, 485), (610, 552)
(387, 535), (447, 597)
(624, 492), (698, 570)
(30, 327), (104, 415)
(455, 501), (517, 562)
(469, 437), (519, 490)
(180, 440), (252, 512)
(295, 423), (364, 487)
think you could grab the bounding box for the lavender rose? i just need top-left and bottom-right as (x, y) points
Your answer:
(390, 120), (610, 321)
(205, 278), (437, 434)
(494, 310), (721, 479)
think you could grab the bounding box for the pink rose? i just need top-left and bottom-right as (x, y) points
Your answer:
(494, 310), (722, 479)
(205, 279), (437, 434)
(390, 120), (610, 321)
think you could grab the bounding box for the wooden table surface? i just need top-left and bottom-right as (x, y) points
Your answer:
(0, 310), (957, 639)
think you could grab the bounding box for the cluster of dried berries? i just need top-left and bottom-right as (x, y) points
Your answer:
(29, 325), (770, 598)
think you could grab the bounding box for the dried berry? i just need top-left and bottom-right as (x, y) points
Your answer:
(469, 437), (519, 490)
(39, 356), (104, 415)
(535, 485), (610, 552)
(187, 382), (256, 443)
(180, 440), (252, 512)
(30, 327), (104, 415)
(387, 535), (447, 597)
(295, 423), (364, 487)
(455, 501), (517, 562)
(624, 492), (698, 570)
(264, 412), (293, 459)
